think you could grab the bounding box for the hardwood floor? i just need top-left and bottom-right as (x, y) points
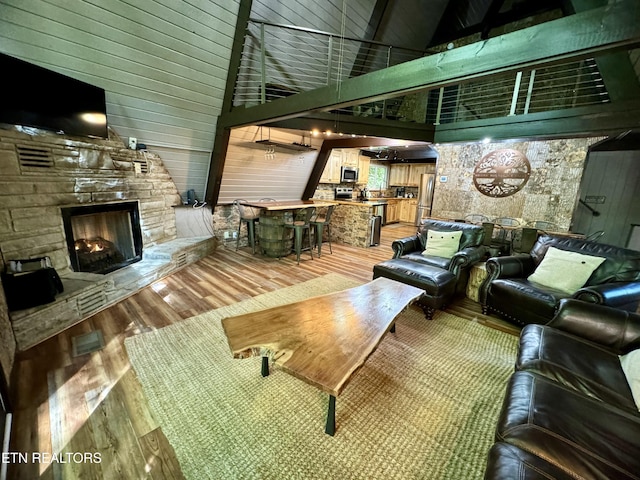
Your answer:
(9, 223), (516, 479)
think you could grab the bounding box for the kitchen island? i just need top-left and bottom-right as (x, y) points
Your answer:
(241, 200), (336, 257)
(330, 199), (387, 248)
(242, 199), (390, 254)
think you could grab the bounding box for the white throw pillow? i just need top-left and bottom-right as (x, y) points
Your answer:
(620, 349), (640, 411)
(527, 246), (605, 295)
(422, 230), (463, 259)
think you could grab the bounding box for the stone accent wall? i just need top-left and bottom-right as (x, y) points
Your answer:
(330, 205), (372, 248)
(432, 138), (600, 229)
(0, 279), (14, 389)
(0, 125), (184, 357)
(0, 126), (181, 275)
(213, 202), (373, 250)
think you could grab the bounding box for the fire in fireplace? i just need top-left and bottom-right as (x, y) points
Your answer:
(61, 202), (143, 274)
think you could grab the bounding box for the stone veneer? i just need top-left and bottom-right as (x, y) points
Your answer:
(432, 138), (601, 229)
(0, 126), (216, 360)
(213, 201), (373, 250)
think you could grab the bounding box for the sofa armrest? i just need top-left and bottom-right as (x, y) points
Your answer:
(450, 246), (488, 277)
(485, 255), (535, 280)
(547, 298), (640, 354)
(452, 245), (487, 267)
(392, 236), (421, 258)
(574, 281), (640, 310)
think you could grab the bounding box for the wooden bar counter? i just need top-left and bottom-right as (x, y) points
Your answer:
(243, 200), (337, 258)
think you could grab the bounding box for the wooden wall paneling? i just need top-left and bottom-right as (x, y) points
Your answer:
(217, 126), (322, 203)
(573, 150), (640, 247)
(248, 0), (377, 94)
(0, 0), (239, 202)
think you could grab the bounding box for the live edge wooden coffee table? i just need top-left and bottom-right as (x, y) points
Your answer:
(221, 277), (423, 435)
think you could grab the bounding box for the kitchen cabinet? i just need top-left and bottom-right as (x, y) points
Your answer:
(343, 149), (360, 166)
(390, 163), (436, 186)
(399, 199), (418, 223)
(319, 148), (367, 184)
(357, 155), (370, 184)
(319, 150), (342, 183)
(389, 164), (410, 186)
(386, 199), (399, 223)
(408, 164), (435, 186)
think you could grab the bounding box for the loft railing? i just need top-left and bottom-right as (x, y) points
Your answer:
(233, 19), (431, 107)
(232, 20), (610, 124)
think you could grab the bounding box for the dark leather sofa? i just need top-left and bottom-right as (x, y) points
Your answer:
(481, 234), (640, 325)
(485, 299), (640, 479)
(391, 219), (486, 295)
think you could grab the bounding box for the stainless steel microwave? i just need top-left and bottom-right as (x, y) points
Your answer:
(340, 166), (359, 183)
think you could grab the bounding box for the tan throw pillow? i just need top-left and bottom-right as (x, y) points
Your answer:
(620, 349), (640, 411)
(422, 230), (463, 259)
(527, 246), (606, 294)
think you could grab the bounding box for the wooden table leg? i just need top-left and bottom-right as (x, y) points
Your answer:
(325, 394), (336, 436)
(261, 356), (269, 377)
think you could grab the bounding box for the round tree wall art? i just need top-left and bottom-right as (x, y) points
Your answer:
(473, 148), (531, 197)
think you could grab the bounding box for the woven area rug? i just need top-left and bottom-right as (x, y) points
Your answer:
(125, 273), (518, 480)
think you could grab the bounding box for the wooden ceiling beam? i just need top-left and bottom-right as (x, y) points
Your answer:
(433, 101), (640, 143)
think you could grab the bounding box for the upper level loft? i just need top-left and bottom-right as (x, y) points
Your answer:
(221, 1), (640, 144)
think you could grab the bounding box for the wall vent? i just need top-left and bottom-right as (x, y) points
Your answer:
(77, 290), (107, 317)
(133, 159), (150, 174)
(175, 252), (188, 268)
(16, 145), (54, 169)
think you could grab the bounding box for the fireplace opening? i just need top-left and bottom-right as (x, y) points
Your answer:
(62, 202), (143, 274)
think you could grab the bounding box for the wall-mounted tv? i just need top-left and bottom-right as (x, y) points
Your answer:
(0, 53), (108, 138)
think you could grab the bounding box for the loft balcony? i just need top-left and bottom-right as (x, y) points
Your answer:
(224, 10), (640, 143)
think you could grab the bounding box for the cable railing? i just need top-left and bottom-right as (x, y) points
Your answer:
(233, 19), (431, 107)
(233, 20), (611, 125)
(425, 58), (610, 124)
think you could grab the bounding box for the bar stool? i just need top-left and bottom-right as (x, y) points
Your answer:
(310, 205), (335, 257)
(283, 207), (315, 264)
(233, 199), (260, 254)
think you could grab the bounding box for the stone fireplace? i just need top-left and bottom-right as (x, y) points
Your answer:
(0, 125), (217, 354)
(61, 202), (143, 274)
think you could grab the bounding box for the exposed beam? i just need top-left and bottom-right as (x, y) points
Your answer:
(568, 0), (640, 101)
(265, 113), (435, 142)
(205, 0), (253, 205)
(219, 1), (640, 130)
(302, 137), (428, 199)
(433, 101), (640, 143)
(349, 0), (390, 78)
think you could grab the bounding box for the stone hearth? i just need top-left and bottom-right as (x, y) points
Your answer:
(0, 126), (217, 353)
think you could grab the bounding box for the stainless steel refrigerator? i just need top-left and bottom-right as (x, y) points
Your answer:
(415, 173), (435, 226)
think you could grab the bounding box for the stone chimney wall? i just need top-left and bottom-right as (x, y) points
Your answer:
(0, 125), (182, 384)
(0, 127), (181, 273)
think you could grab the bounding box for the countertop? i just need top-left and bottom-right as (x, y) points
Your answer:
(334, 197), (416, 206)
(242, 200), (337, 211)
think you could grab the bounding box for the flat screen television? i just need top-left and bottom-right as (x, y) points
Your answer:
(0, 53), (108, 138)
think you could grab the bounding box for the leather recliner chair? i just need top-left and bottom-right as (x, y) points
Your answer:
(480, 234), (640, 326)
(391, 219), (487, 295)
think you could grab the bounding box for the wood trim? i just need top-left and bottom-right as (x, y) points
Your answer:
(433, 101), (640, 143)
(205, 0), (253, 205)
